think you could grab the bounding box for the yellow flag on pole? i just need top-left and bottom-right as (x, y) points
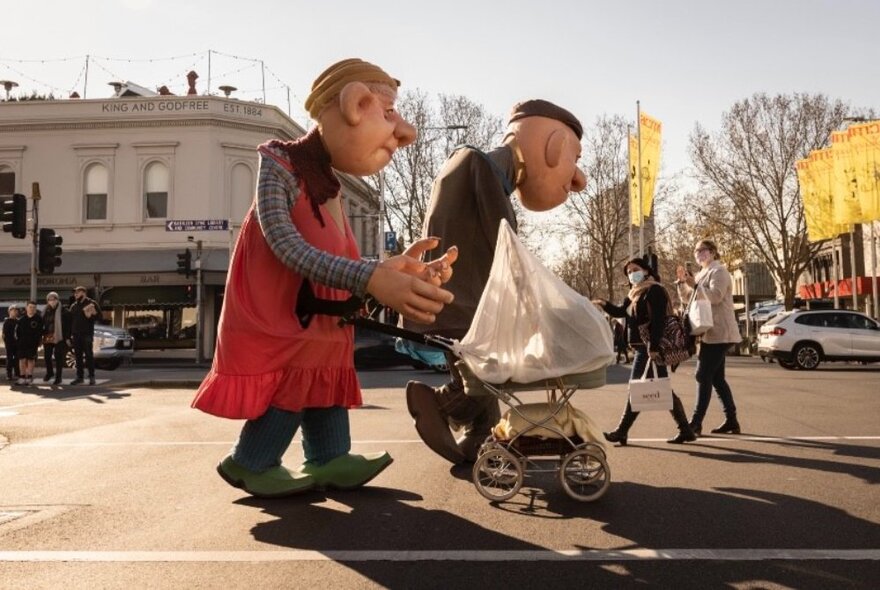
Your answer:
(639, 112), (662, 218)
(830, 130), (864, 225)
(806, 148), (845, 240)
(847, 121), (880, 222)
(628, 133), (641, 227)
(796, 158), (824, 241)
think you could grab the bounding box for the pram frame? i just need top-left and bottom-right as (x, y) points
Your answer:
(344, 312), (611, 503)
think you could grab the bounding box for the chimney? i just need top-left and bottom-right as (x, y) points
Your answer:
(186, 71), (199, 96)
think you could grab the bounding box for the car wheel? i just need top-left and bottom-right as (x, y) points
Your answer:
(793, 343), (821, 370)
(777, 358), (797, 370)
(95, 358), (121, 371)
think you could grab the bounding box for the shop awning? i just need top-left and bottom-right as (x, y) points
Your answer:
(99, 285), (195, 308)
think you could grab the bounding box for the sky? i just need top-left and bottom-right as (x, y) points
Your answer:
(2, 0), (878, 197)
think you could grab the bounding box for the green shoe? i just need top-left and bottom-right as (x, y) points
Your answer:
(217, 455), (315, 498)
(299, 452), (393, 491)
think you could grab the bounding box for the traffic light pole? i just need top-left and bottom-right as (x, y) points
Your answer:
(194, 239), (203, 365)
(29, 183), (41, 302)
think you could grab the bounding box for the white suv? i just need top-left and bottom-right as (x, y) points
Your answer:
(758, 310), (880, 370)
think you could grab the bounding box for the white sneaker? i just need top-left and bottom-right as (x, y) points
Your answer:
(16, 378), (27, 385)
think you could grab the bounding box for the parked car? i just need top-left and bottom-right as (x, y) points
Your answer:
(757, 310), (880, 370)
(65, 324), (136, 371)
(354, 325), (446, 371)
(125, 315), (163, 339)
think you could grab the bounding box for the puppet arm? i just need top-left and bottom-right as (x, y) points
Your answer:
(256, 152), (377, 297)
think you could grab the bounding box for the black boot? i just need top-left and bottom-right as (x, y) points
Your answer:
(667, 394), (697, 444)
(711, 416), (741, 434)
(604, 402), (638, 446)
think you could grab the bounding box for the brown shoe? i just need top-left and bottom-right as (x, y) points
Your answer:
(456, 432), (489, 463)
(406, 381), (465, 464)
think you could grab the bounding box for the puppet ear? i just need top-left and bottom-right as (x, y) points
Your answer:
(339, 81), (375, 126)
(544, 128), (568, 168)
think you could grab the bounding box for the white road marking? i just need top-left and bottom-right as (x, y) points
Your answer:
(0, 549), (877, 562)
(4, 436), (879, 448)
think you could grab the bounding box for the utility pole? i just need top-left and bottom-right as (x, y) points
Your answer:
(30, 183), (41, 302)
(189, 236), (203, 364)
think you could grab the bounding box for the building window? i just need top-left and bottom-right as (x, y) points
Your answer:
(84, 163), (108, 220)
(144, 161), (169, 219)
(0, 168), (14, 194)
(230, 163), (254, 222)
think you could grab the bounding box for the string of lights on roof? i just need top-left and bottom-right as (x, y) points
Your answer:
(0, 49), (309, 125)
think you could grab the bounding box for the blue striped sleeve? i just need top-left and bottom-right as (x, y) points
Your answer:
(254, 151), (377, 297)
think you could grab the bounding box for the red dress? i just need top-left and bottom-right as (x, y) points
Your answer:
(192, 152), (362, 420)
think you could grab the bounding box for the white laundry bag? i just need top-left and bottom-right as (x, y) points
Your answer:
(454, 219), (614, 384)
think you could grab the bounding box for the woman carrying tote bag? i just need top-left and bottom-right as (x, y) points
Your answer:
(675, 239), (742, 436)
(592, 257), (697, 446)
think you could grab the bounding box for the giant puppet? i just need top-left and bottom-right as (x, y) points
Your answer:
(405, 100), (587, 463)
(193, 59), (457, 497)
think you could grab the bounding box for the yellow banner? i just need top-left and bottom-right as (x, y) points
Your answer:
(638, 112), (662, 218)
(805, 148), (845, 241)
(830, 130), (864, 225)
(797, 158), (822, 241)
(847, 121), (880, 222)
(628, 133), (641, 227)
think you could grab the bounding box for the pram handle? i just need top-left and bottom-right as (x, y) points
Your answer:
(342, 315), (456, 353)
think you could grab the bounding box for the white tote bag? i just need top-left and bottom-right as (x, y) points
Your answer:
(686, 283), (714, 336)
(628, 360), (673, 412)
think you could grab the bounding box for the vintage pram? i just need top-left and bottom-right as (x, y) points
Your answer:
(341, 307), (611, 502)
(334, 220), (615, 503)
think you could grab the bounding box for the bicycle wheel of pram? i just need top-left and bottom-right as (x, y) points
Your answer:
(559, 448), (610, 502)
(472, 446), (523, 502)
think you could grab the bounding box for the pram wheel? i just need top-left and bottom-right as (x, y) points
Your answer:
(472, 446), (523, 502)
(559, 448), (610, 502)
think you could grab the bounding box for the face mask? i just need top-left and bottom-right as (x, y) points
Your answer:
(628, 270), (646, 284)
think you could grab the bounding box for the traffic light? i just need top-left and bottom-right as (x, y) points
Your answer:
(1, 193), (27, 239)
(176, 249), (192, 277)
(38, 228), (63, 274)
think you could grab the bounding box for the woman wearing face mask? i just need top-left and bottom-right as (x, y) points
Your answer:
(592, 258), (697, 445)
(676, 239), (741, 435)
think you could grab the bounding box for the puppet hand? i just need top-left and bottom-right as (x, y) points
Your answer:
(398, 238), (458, 286)
(425, 245), (457, 285)
(367, 262), (455, 324)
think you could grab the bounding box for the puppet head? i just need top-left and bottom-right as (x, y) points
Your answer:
(306, 58), (416, 177)
(504, 99), (587, 211)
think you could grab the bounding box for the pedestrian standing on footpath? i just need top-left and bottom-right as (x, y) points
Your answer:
(42, 291), (71, 386)
(3, 305), (21, 381)
(676, 239), (742, 435)
(15, 301), (43, 386)
(69, 286), (100, 385)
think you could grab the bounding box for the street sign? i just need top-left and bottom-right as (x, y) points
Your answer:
(384, 230), (397, 252)
(165, 219), (229, 232)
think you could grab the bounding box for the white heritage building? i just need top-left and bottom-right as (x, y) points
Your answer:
(0, 81), (381, 360)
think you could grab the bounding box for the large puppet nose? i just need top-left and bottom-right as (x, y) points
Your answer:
(571, 168), (587, 193)
(395, 118), (417, 148)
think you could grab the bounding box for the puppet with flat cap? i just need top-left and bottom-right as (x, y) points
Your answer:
(405, 99), (587, 464)
(193, 59), (457, 497)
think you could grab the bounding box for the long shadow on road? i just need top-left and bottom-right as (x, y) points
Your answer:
(236, 480), (878, 589)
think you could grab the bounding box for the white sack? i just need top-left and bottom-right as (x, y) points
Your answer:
(454, 219), (614, 384)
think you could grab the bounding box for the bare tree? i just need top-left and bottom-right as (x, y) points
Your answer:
(373, 91), (503, 249)
(556, 115), (631, 300)
(689, 93), (851, 309)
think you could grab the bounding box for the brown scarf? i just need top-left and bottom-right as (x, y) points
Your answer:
(627, 277), (659, 315)
(266, 127), (340, 226)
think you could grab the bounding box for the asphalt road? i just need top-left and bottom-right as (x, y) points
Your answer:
(1, 358), (879, 589)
